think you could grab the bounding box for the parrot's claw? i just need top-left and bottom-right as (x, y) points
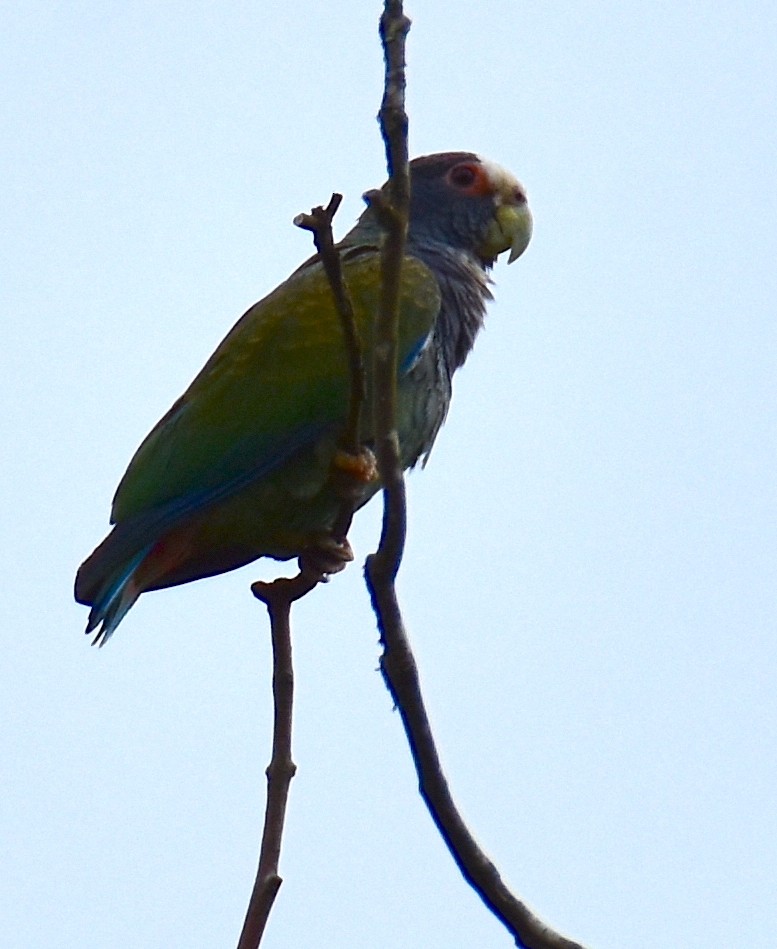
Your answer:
(333, 447), (377, 482)
(331, 447), (379, 500)
(299, 535), (354, 578)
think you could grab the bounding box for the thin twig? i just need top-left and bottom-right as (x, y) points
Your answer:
(295, 197), (371, 546)
(364, 3), (589, 948)
(365, 0), (411, 578)
(237, 572), (319, 949)
(294, 197), (366, 459)
(238, 197), (368, 947)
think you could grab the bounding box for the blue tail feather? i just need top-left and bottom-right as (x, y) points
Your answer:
(84, 546), (151, 646)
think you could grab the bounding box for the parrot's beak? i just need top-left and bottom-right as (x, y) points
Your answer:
(470, 159), (533, 264)
(480, 200), (533, 265)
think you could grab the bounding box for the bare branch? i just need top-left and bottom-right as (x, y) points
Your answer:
(295, 197), (366, 460)
(374, 618), (589, 949)
(238, 197), (368, 947)
(237, 572), (319, 949)
(365, 3), (590, 948)
(365, 0), (412, 582)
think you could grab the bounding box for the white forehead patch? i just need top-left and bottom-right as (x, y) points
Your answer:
(477, 156), (526, 204)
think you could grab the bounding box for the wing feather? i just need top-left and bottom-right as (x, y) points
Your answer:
(111, 253), (440, 523)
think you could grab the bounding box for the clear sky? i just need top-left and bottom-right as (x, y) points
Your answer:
(2, 2), (776, 947)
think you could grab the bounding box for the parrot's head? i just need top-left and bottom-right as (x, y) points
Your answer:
(380, 152), (532, 268)
(345, 151), (532, 375)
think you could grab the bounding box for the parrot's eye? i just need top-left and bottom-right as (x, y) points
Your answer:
(446, 162), (493, 197)
(448, 164), (479, 190)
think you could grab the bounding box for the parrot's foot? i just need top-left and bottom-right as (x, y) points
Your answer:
(299, 535), (354, 578)
(331, 447), (379, 500)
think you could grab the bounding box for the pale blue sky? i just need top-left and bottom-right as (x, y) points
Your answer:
(2, 2), (776, 947)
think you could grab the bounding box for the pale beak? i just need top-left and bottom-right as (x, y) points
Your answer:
(479, 199), (533, 264)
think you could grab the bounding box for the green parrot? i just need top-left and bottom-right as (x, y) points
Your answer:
(76, 152), (532, 643)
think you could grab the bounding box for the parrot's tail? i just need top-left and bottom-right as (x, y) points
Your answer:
(75, 530), (151, 646)
(75, 534), (149, 646)
(75, 496), (195, 644)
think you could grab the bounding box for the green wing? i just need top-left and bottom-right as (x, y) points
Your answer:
(111, 251), (441, 523)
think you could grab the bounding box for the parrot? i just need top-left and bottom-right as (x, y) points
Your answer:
(75, 152), (532, 644)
